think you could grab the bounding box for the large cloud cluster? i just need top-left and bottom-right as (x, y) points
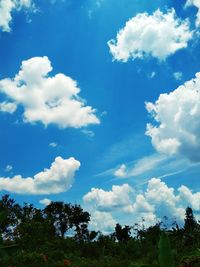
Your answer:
(108, 9), (192, 61)
(0, 56), (100, 128)
(0, 0), (33, 32)
(84, 178), (200, 230)
(146, 72), (200, 162)
(0, 156), (80, 194)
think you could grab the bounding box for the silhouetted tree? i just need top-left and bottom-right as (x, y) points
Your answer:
(44, 201), (73, 238)
(183, 207), (199, 247)
(114, 223), (131, 243)
(15, 203), (54, 249)
(71, 204), (90, 241)
(0, 195), (20, 239)
(184, 207), (197, 233)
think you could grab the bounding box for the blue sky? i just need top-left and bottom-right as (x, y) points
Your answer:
(0, 0), (200, 232)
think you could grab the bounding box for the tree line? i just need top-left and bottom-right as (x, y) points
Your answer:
(0, 194), (200, 267)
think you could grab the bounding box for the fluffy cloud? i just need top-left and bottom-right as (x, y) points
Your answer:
(84, 178), (200, 231)
(83, 184), (133, 211)
(146, 72), (200, 162)
(108, 9), (192, 61)
(140, 178), (185, 223)
(0, 56), (100, 128)
(0, 101), (17, 114)
(89, 211), (117, 233)
(0, 0), (34, 32)
(0, 156), (80, 194)
(114, 164), (127, 177)
(39, 198), (51, 206)
(178, 185), (200, 210)
(186, 0), (200, 27)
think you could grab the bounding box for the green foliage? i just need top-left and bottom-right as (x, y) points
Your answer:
(158, 232), (175, 267)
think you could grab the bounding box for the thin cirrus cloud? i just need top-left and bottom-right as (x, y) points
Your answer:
(146, 72), (200, 163)
(0, 56), (100, 128)
(108, 9), (192, 62)
(100, 153), (193, 184)
(0, 157), (80, 194)
(0, 0), (34, 32)
(185, 0), (200, 27)
(113, 154), (168, 179)
(84, 178), (200, 230)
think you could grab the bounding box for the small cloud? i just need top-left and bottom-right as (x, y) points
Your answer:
(0, 102), (17, 114)
(100, 111), (107, 117)
(96, 0), (104, 7)
(114, 164), (127, 177)
(173, 71), (183, 80)
(82, 129), (95, 137)
(5, 165), (13, 173)
(148, 71), (156, 79)
(39, 198), (51, 206)
(49, 142), (58, 148)
(88, 0), (104, 19)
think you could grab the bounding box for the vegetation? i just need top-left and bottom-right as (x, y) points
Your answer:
(0, 194), (200, 266)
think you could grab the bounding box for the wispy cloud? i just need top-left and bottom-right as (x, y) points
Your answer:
(99, 134), (146, 167)
(97, 153), (198, 187)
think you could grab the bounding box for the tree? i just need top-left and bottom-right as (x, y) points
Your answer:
(44, 201), (73, 238)
(183, 207), (199, 247)
(0, 195), (20, 239)
(184, 207), (197, 233)
(114, 223), (131, 243)
(158, 232), (175, 267)
(15, 203), (54, 249)
(71, 204), (90, 241)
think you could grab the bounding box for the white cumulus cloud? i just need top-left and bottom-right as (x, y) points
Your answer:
(0, 156), (80, 194)
(0, 0), (34, 32)
(39, 198), (51, 206)
(84, 178), (200, 231)
(108, 9), (192, 62)
(0, 101), (17, 114)
(146, 72), (200, 162)
(186, 0), (200, 27)
(89, 211), (117, 234)
(83, 184), (133, 211)
(0, 56), (100, 128)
